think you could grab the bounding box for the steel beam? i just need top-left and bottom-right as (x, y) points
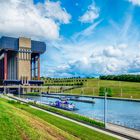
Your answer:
(38, 55), (40, 80)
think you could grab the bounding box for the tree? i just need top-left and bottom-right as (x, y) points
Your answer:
(107, 88), (112, 97)
(99, 87), (105, 96)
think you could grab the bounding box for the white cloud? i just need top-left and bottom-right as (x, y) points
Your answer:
(73, 20), (102, 40)
(128, 0), (140, 6)
(41, 3), (140, 77)
(79, 2), (99, 23)
(42, 41), (133, 77)
(65, 45), (129, 76)
(128, 55), (140, 73)
(37, 1), (71, 24)
(0, 0), (71, 40)
(103, 45), (126, 57)
(49, 53), (129, 77)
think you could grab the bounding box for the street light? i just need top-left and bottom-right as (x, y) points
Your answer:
(104, 88), (107, 128)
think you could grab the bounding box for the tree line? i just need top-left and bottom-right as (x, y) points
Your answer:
(100, 74), (140, 82)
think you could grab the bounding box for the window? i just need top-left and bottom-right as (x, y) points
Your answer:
(19, 48), (31, 60)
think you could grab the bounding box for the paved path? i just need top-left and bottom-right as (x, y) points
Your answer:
(107, 123), (140, 140)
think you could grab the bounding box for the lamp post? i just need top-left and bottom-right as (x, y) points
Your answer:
(104, 88), (107, 128)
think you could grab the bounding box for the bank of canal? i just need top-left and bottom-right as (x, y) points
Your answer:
(19, 94), (140, 131)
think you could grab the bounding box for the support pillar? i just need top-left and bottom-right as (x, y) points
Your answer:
(4, 52), (8, 80)
(38, 55), (40, 80)
(33, 57), (36, 79)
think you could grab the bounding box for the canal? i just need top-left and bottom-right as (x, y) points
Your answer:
(19, 94), (140, 131)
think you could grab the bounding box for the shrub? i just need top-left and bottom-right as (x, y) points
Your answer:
(99, 87), (105, 96)
(8, 100), (20, 104)
(107, 88), (112, 97)
(99, 87), (112, 97)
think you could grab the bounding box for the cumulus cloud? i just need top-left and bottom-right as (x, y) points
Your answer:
(79, 1), (99, 23)
(128, 0), (140, 6)
(64, 45), (129, 76)
(41, 1), (140, 78)
(42, 41), (140, 77)
(48, 55), (129, 77)
(37, 1), (71, 24)
(0, 0), (71, 40)
(128, 55), (140, 73)
(43, 41), (134, 77)
(103, 44), (127, 57)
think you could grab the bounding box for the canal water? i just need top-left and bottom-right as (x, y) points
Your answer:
(19, 94), (140, 131)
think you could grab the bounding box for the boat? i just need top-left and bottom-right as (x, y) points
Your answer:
(48, 100), (78, 111)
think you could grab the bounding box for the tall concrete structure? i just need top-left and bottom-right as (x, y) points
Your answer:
(0, 36), (46, 85)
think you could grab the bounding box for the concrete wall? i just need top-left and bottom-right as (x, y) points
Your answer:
(18, 37), (31, 83)
(19, 37), (31, 48)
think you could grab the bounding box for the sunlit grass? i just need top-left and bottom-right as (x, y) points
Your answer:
(64, 79), (140, 99)
(0, 98), (118, 140)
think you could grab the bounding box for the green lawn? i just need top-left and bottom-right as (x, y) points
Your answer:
(64, 79), (140, 99)
(0, 98), (117, 140)
(41, 78), (140, 99)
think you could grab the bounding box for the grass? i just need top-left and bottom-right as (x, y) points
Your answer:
(28, 102), (104, 128)
(0, 99), (78, 140)
(0, 97), (117, 140)
(40, 78), (140, 99)
(26, 92), (40, 95)
(63, 79), (140, 99)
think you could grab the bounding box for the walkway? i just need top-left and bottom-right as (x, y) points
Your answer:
(107, 123), (140, 140)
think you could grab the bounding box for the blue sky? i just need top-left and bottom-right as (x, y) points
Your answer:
(0, 0), (140, 77)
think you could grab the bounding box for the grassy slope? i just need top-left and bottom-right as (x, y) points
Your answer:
(64, 79), (140, 99)
(0, 99), (79, 140)
(0, 98), (117, 140)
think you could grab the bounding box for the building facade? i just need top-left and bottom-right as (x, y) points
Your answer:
(0, 36), (46, 85)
